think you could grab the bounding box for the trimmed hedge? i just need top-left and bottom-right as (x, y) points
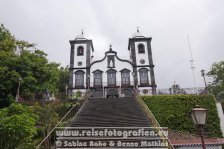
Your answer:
(141, 94), (222, 138)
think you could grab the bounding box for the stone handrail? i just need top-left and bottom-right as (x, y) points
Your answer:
(36, 93), (88, 149)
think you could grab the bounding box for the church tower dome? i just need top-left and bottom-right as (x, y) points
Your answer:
(75, 30), (87, 40)
(131, 28), (146, 38)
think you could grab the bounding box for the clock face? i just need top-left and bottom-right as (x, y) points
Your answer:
(140, 59), (145, 64)
(78, 62), (82, 66)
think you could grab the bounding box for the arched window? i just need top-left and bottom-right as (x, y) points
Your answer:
(75, 70), (84, 88)
(120, 69), (130, 86)
(77, 46), (84, 56)
(107, 69), (116, 86)
(93, 70), (103, 87)
(138, 44), (145, 54)
(139, 68), (149, 86)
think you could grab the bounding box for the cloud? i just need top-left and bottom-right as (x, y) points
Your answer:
(0, 0), (223, 88)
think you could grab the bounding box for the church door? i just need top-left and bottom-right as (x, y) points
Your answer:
(106, 89), (118, 98)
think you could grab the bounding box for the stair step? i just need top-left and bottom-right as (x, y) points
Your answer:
(69, 97), (152, 127)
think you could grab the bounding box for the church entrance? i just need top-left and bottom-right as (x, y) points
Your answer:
(91, 88), (103, 98)
(121, 89), (133, 97)
(106, 89), (119, 98)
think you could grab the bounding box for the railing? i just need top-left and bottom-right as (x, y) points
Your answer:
(72, 81), (158, 88)
(157, 87), (206, 95)
(35, 93), (89, 149)
(136, 95), (175, 149)
(72, 81), (137, 89)
(90, 81), (135, 88)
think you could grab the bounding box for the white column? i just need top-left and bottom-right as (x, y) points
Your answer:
(216, 102), (224, 137)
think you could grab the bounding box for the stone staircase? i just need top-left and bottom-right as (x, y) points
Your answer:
(54, 97), (173, 149)
(38, 97), (173, 149)
(70, 97), (152, 127)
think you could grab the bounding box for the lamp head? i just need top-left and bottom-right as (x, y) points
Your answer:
(191, 105), (208, 126)
(201, 69), (205, 76)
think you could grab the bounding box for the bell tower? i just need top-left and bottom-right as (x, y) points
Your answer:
(128, 29), (156, 95)
(69, 31), (94, 96)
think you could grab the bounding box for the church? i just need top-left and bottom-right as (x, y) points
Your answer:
(68, 29), (156, 98)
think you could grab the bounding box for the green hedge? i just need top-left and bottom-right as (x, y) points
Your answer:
(141, 94), (222, 138)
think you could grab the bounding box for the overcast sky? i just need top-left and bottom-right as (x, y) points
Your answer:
(0, 0), (224, 88)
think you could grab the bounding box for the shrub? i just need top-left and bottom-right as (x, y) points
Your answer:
(0, 103), (38, 148)
(141, 94), (222, 137)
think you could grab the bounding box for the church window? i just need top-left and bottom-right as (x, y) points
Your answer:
(77, 46), (84, 56)
(138, 44), (145, 54)
(121, 69), (130, 86)
(93, 70), (102, 87)
(107, 69), (116, 86)
(139, 68), (149, 86)
(75, 70), (84, 88)
(78, 62), (82, 66)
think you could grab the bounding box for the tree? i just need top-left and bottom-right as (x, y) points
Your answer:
(0, 24), (16, 52)
(16, 50), (61, 100)
(0, 44), (20, 107)
(0, 24), (68, 107)
(57, 66), (69, 100)
(0, 103), (38, 148)
(33, 103), (59, 147)
(168, 84), (186, 94)
(207, 61), (224, 96)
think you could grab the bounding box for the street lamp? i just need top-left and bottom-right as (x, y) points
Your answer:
(201, 69), (207, 90)
(191, 105), (208, 149)
(16, 77), (22, 102)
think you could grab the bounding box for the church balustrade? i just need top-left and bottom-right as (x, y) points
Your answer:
(72, 81), (136, 89)
(89, 81), (135, 88)
(72, 81), (169, 90)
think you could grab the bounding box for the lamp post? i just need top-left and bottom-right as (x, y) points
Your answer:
(201, 69), (207, 90)
(16, 77), (22, 102)
(191, 105), (208, 149)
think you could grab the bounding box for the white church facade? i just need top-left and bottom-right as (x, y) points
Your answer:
(68, 30), (156, 98)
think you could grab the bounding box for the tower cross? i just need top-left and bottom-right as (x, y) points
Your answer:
(109, 44), (112, 51)
(137, 26), (140, 33)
